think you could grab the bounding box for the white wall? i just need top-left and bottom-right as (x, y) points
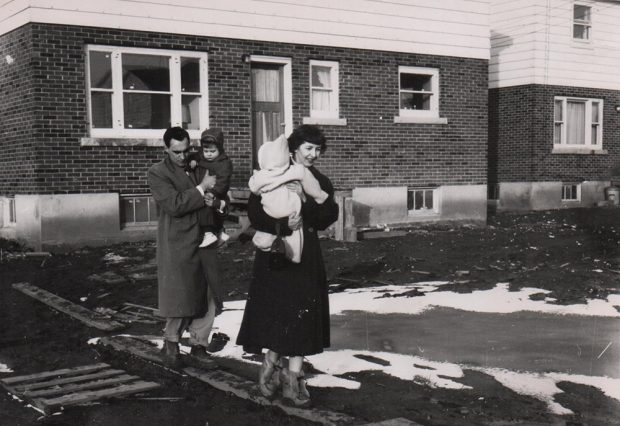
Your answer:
(491, 0), (620, 90)
(0, 0), (489, 60)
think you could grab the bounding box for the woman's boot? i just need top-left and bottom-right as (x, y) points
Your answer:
(258, 354), (281, 398)
(281, 368), (311, 407)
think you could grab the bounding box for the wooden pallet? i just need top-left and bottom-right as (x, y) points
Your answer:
(12, 282), (126, 331)
(0, 363), (160, 415)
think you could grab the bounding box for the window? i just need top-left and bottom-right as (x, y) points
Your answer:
(309, 60), (339, 119)
(86, 46), (208, 139)
(554, 97), (603, 149)
(562, 184), (581, 201)
(407, 188), (436, 213)
(121, 195), (158, 227)
(398, 66), (439, 118)
(8, 197), (16, 224)
(573, 4), (591, 41)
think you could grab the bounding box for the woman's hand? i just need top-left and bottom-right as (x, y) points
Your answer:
(286, 181), (306, 202)
(288, 212), (302, 230)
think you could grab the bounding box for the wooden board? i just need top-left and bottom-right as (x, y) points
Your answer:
(98, 335), (218, 371)
(12, 282), (126, 331)
(184, 367), (357, 426)
(1, 363), (159, 415)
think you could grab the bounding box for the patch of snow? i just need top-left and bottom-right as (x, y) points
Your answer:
(80, 296), (87, 302)
(103, 253), (128, 263)
(0, 363), (13, 373)
(307, 374), (360, 389)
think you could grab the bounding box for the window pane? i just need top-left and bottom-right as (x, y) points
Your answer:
(121, 198), (135, 223)
(592, 125), (598, 145)
(414, 191), (424, 209)
(91, 92), (113, 128)
(401, 93), (431, 110)
(592, 102), (599, 123)
(122, 54), (170, 91)
(425, 190), (433, 209)
(554, 100), (563, 121)
(312, 89), (331, 111)
(311, 66), (332, 88)
(573, 24), (590, 39)
(181, 57), (200, 93)
(252, 68), (280, 102)
(400, 73), (432, 92)
(574, 5), (590, 21)
(554, 123), (562, 144)
(407, 191), (413, 210)
(566, 101), (585, 145)
(182, 95), (200, 130)
(134, 198), (149, 222)
(89, 51), (112, 89)
(124, 93), (171, 129)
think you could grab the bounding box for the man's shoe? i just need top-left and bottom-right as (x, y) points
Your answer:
(206, 332), (230, 353)
(188, 345), (217, 369)
(160, 340), (183, 369)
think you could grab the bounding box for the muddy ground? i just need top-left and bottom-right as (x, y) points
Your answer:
(1, 208), (620, 425)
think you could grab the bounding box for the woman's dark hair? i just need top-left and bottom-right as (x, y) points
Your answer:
(163, 127), (190, 147)
(287, 124), (327, 154)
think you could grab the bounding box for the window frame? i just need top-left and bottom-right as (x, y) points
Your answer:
(561, 183), (581, 202)
(309, 60), (340, 120)
(553, 96), (603, 150)
(86, 45), (209, 140)
(407, 188), (438, 215)
(572, 3), (592, 43)
(120, 194), (158, 228)
(398, 66), (440, 119)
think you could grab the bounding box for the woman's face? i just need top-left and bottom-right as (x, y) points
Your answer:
(293, 142), (322, 167)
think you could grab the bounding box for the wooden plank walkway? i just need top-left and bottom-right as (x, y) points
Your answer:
(12, 282), (126, 331)
(0, 363), (159, 415)
(184, 367), (359, 426)
(98, 335), (218, 370)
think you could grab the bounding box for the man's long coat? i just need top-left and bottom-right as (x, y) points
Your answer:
(148, 155), (207, 317)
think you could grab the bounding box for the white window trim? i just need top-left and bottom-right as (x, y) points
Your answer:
(120, 194), (158, 227)
(249, 55), (293, 138)
(397, 66), (441, 120)
(561, 183), (581, 202)
(407, 187), (439, 215)
(553, 96), (603, 151)
(572, 2), (593, 43)
(86, 45), (209, 140)
(308, 60), (340, 120)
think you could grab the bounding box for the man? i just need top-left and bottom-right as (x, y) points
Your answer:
(148, 126), (221, 367)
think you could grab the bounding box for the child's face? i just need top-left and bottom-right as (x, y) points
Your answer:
(202, 144), (220, 161)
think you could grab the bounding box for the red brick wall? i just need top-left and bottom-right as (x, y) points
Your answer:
(0, 23), (488, 195)
(0, 25), (37, 193)
(489, 85), (620, 184)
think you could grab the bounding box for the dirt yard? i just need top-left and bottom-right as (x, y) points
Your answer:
(1, 208), (619, 425)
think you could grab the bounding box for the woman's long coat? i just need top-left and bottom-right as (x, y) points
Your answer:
(236, 166), (339, 356)
(148, 155), (207, 318)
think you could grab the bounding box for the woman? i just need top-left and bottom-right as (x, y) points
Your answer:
(236, 125), (339, 407)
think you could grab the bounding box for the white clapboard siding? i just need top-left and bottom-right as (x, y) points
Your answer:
(491, 0), (620, 90)
(0, 0), (489, 60)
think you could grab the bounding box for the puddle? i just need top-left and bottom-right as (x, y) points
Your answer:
(331, 307), (620, 378)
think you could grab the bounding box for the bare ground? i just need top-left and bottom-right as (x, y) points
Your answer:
(1, 207), (619, 425)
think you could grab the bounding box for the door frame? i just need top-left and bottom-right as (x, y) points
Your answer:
(248, 55), (293, 137)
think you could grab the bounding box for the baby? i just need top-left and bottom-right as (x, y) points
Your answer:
(249, 134), (327, 263)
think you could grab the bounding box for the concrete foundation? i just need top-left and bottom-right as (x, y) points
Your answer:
(497, 181), (609, 212)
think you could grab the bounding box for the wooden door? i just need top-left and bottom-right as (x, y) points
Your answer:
(251, 63), (285, 168)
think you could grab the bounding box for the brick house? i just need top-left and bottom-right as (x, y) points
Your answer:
(489, 0), (620, 211)
(0, 1), (489, 250)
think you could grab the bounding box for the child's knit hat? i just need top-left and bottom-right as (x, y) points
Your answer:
(200, 128), (225, 152)
(257, 134), (289, 170)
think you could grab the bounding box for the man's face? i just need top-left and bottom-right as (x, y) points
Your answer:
(166, 138), (190, 168)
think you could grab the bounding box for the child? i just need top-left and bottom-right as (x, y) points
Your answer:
(249, 134), (328, 263)
(193, 128), (233, 248)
